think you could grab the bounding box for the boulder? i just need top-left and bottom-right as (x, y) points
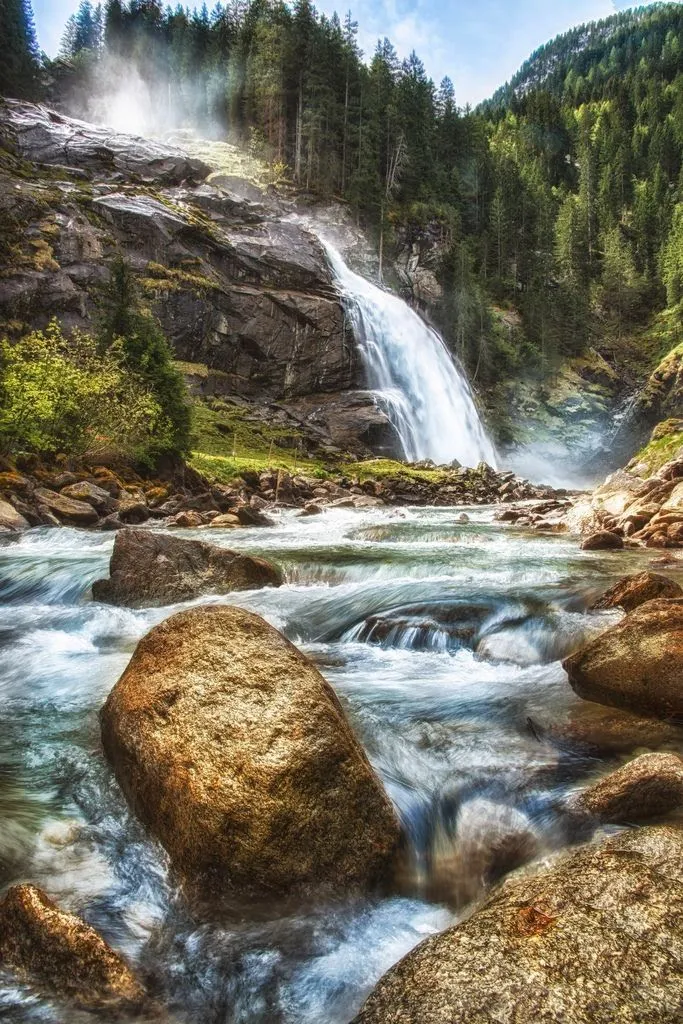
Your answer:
(660, 481), (683, 512)
(33, 487), (99, 526)
(353, 826), (683, 1024)
(283, 391), (398, 455)
(591, 469), (647, 516)
(0, 884), (146, 1013)
(573, 753), (683, 823)
(591, 571), (683, 611)
(91, 529), (282, 607)
(581, 531), (624, 551)
(100, 605), (401, 897)
(117, 500), (150, 525)
(208, 512), (242, 528)
(545, 701), (683, 756)
(60, 480), (112, 510)
(168, 510), (204, 528)
(1, 99), (209, 184)
(0, 498), (29, 532)
(298, 503), (323, 517)
(563, 598), (683, 719)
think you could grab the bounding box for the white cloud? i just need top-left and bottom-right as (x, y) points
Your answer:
(317, 0), (627, 105)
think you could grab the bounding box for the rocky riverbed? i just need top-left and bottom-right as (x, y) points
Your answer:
(0, 454), (569, 535)
(1, 498), (682, 1022)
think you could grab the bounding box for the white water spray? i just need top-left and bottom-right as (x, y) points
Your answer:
(323, 243), (497, 468)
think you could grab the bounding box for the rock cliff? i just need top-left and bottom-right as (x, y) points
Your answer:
(0, 100), (363, 420)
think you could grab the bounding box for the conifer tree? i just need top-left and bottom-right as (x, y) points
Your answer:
(0, 0), (40, 99)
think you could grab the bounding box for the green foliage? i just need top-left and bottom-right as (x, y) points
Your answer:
(630, 424), (683, 474)
(39, 0), (682, 384)
(189, 398), (325, 480)
(0, 0), (40, 99)
(662, 203), (683, 306)
(0, 322), (162, 460)
(98, 256), (192, 458)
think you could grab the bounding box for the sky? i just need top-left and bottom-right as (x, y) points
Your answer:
(33, 0), (646, 107)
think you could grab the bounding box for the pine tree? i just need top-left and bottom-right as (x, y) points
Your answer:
(662, 203), (683, 307)
(98, 257), (191, 458)
(0, 0), (40, 99)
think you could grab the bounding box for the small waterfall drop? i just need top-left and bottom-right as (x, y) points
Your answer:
(323, 242), (497, 468)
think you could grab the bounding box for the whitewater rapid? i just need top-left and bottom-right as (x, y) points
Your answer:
(323, 243), (497, 469)
(1, 508), (675, 1021)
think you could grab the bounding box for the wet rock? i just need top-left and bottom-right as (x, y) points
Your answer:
(591, 571), (682, 612)
(37, 507), (61, 528)
(427, 797), (540, 908)
(283, 391), (398, 456)
(581, 531), (624, 550)
(573, 753), (683, 823)
(563, 598), (683, 719)
(299, 503), (323, 517)
(60, 480), (112, 510)
(92, 528), (282, 607)
(208, 512), (241, 528)
(232, 505), (275, 527)
(0, 498), (29, 532)
(33, 487), (99, 526)
(94, 513), (125, 532)
(167, 510), (204, 528)
(545, 701), (683, 756)
(0, 884), (146, 1013)
(353, 826), (683, 1024)
(100, 604), (401, 897)
(117, 500), (150, 525)
(1, 99), (209, 184)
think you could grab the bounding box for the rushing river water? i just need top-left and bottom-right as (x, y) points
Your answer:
(1, 506), (682, 1023)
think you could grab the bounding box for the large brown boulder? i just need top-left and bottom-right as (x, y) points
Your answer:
(353, 826), (683, 1024)
(591, 571), (683, 612)
(33, 487), (99, 526)
(100, 605), (401, 897)
(563, 598), (683, 719)
(60, 480), (113, 511)
(572, 752), (683, 823)
(0, 498), (28, 532)
(0, 884), (146, 1013)
(581, 530), (624, 550)
(92, 529), (283, 607)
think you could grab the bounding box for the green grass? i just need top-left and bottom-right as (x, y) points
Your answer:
(342, 458), (451, 483)
(631, 425), (683, 475)
(188, 399), (328, 481)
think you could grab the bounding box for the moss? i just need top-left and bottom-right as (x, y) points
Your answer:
(140, 261), (218, 297)
(175, 360), (209, 378)
(343, 458), (451, 483)
(26, 239), (60, 272)
(630, 428), (683, 474)
(634, 342), (683, 417)
(188, 399), (327, 480)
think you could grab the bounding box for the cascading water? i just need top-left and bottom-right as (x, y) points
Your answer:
(1, 505), (680, 1022)
(323, 242), (497, 468)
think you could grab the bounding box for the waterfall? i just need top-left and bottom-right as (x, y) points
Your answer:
(323, 243), (497, 468)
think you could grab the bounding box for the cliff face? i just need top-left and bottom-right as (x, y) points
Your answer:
(0, 100), (360, 405)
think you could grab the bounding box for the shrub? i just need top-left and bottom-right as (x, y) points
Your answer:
(0, 322), (164, 462)
(98, 257), (192, 457)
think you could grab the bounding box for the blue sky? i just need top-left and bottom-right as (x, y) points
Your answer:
(34, 0), (642, 106)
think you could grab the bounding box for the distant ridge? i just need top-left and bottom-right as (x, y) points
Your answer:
(482, 2), (683, 111)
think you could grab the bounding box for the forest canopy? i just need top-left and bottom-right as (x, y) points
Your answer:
(2, 1), (683, 387)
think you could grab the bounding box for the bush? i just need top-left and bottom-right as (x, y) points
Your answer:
(98, 257), (192, 458)
(0, 322), (164, 462)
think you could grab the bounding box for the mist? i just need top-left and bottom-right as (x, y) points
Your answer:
(59, 53), (229, 142)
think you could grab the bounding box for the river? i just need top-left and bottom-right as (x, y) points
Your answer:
(1, 506), (681, 1022)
